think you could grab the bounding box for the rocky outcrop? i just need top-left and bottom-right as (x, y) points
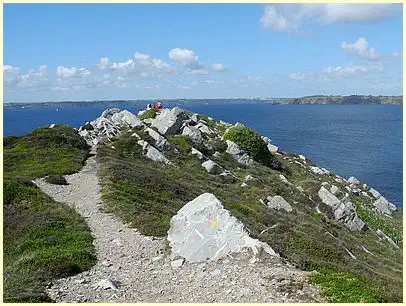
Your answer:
(318, 187), (367, 232)
(225, 140), (253, 166)
(78, 109), (144, 146)
(144, 127), (174, 153)
(167, 193), (278, 262)
(373, 197), (397, 216)
(182, 125), (203, 143)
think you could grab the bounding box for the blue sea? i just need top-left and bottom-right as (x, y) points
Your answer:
(3, 102), (403, 207)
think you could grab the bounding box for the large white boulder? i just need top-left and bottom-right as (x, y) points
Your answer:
(151, 107), (190, 136)
(167, 193), (278, 262)
(373, 197), (397, 215)
(261, 136), (279, 153)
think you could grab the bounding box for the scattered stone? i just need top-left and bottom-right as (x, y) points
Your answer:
(321, 182), (329, 186)
(201, 160), (223, 175)
(299, 155), (306, 161)
(49, 123), (56, 128)
(244, 175), (255, 182)
(241, 182), (248, 188)
(296, 186), (305, 193)
(167, 193), (278, 262)
(265, 195), (293, 213)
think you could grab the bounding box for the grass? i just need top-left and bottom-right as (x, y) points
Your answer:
(97, 125), (403, 303)
(3, 125), (96, 302)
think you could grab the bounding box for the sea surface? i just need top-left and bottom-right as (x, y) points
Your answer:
(3, 102), (403, 207)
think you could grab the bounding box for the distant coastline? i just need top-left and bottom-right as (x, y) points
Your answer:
(4, 95), (402, 109)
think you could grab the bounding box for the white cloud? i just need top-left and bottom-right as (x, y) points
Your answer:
(289, 62), (385, 82)
(392, 51), (402, 58)
(341, 37), (379, 60)
(169, 48), (203, 70)
(56, 66), (91, 78)
(185, 68), (208, 75)
(260, 4), (400, 33)
(4, 64), (50, 90)
(211, 63), (225, 72)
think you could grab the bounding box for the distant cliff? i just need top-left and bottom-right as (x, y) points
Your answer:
(275, 95), (403, 105)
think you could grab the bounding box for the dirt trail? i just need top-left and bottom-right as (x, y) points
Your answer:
(34, 154), (325, 303)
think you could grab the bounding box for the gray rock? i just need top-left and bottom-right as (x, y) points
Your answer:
(182, 125), (203, 143)
(49, 123), (56, 128)
(241, 182), (248, 187)
(167, 193), (278, 262)
(299, 154), (306, 161)
(201, 160), (223, 175)
(144, 127), (174, 152)
(196, 122), (214, 135)
(318, 187), (366, 231)
(226, 140), (253, 166)
(151, 107), (190, 136)
(347, 176), (360, 185)
(191, 148), (205, 160)
(111, 110), (144, 128)
(191, 113), (200, 122)
(137, 140), (172, 165)
(296, 186), (305, 193)
(265, 196), (293, 213)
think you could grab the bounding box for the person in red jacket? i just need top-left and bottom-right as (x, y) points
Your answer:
(154, 101), (162, 110)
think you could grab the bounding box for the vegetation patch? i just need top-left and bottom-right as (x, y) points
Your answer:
(3, 126), (95, 302)
(3, 180), (96, 302)
(97, 129), (402, 302)
(138, 108), (158, 120)
(223, 125), (283, 171)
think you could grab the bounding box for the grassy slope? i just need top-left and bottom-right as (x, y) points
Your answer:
(3, 125), (96, 302)
(97, 116), (402, 303)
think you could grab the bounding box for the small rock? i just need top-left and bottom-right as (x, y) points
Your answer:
(93, 279), (119, 290)
(241, 182), (248, 187)
(49, 124), (55, 128)
(171, 258), (185, 269)
(101, 260), (112, 267)
(347, 176), (360, 185)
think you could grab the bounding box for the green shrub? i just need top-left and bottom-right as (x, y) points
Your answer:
(45, 174), (68, 185)
(223, 126), (282, 170)
(168, 135), (191, 153)
(139, 108), (158, 120)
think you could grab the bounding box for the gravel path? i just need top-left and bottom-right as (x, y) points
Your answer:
(34, 154), (326, 303)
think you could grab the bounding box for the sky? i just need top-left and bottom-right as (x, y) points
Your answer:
(3, 3), (403, 102)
